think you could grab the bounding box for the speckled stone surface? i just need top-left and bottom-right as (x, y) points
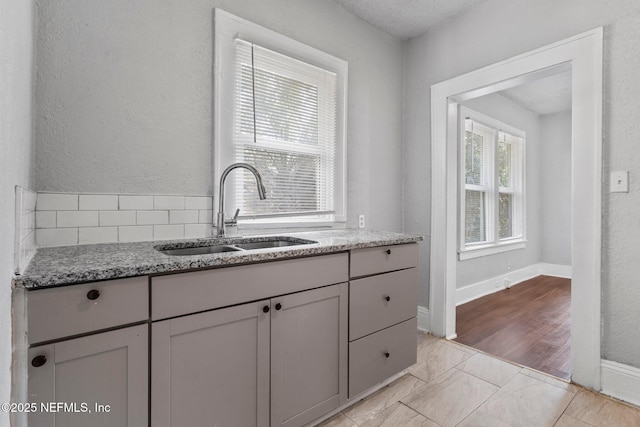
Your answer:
(14, 230), (423, 290)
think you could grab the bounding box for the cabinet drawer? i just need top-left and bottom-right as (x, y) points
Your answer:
(348, 318), (417, 398)
(152, 253), (349, 320)
(350, 243), (418, 278)
(350, 268), (417, 341)
(28, 276), (148, 344)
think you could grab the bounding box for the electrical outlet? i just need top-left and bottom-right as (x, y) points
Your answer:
(358, 214), (365, 229)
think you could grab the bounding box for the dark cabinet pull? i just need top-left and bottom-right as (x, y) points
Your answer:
(32, 355), (47, 368)
(384, 352), (390, 358)
(263, 305), (270, 313)
(275, 303), (282, 311)
(385, 249), (391, 255)
(86, 289), (100, 301)
(384, 295), (391, 302)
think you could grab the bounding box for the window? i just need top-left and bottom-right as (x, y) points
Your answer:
(459, 107), (525, 260)
(214, 10), (347, 227)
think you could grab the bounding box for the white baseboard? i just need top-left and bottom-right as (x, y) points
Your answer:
(539, 263), (572, 278)
(417, 306), (430, 333)
(456, 263), (572, 306)
(601, 360), (640, 407)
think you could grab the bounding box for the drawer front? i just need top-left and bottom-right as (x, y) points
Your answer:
(350, 243), (418, 278)
(152, 253), (349, 320)
(350, 268), (417, 341)
(348, 317), (417, 398)
(28, 276), (149, 344)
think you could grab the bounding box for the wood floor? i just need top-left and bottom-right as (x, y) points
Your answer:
(454, 275), (571, 380)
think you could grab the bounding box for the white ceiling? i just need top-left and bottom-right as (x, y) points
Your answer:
(334, 0), (489, 40)
(498, 71), (572, 116)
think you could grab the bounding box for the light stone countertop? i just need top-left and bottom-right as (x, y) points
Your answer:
(14, 229), (423, 290)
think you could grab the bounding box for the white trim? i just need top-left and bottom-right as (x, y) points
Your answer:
(455, 263), (573, 306)
(430, 28), (603, 390)
(601, 360), (640, 407)
(539, 263), (572, 279)
(417, 306), (430, 333)
(458, 240), (526, 260)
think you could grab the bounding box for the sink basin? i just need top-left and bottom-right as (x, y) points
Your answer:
(159, 245), (242, 256)
(233, 239), (312, 250)
(155, 236), (317, 256)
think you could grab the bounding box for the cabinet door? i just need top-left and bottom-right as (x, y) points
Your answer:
(152, 300), (270, 427)
(271, 283), (348, 427)
(28, 324), (148, 427)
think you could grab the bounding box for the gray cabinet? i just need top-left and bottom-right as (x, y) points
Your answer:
(28, 324), (148, 427)
(151, 283), (348, 427)
(271, 283), (347, 427)
(348, 244), (419, 398)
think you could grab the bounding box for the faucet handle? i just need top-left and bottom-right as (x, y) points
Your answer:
(225, 208), (240, 227)
(233, 208), (240, 220)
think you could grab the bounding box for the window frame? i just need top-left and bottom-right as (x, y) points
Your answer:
(214, 9), (347, 229)
(458, 107), (526, 260)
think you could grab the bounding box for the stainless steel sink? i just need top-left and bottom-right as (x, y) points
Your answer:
(233, 239), (312, 250)
(159, 245), (242, 256)
(155, 236), (317, 256)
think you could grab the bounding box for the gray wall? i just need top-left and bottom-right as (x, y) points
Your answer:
(456, 94), (541, 288)
(35, 0), (405, 231)
(404, 0), (640, 367)
(0, 0), (35, 422)
(540, 111), (572, 266)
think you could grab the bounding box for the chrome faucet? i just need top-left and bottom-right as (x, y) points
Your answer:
(216, 163), (267, 237)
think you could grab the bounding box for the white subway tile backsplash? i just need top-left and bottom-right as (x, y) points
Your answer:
(185, 196), (212, 210)
(99, 210), (137, 226)
(170, 210), (199, 224)
(118, 226), (153, 242)
(79, 194), (118, 210)
(36, 228), (78, 247)
(36, 211), (57, 229)
(198, 210), (213, 224)
(137, 210), (169, 225)
(33, 192), (213, 247)
(57, 211), (99, 228)
(79, 227), (118, 244)
(185, 224), (212, 238)
(119, 195), (154, 210)
(154, 224), (184, 240)
(37, 193), (78, 211)
(154, 195), (185, 210)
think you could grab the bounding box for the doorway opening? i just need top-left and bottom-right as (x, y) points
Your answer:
(451, 69), (573, 380)
(429, 28), (603, 389)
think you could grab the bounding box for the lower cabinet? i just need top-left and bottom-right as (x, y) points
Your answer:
(151, 282), (348, 427)
(28, 324), (148, 427)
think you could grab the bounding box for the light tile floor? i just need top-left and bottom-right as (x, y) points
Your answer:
(317, 332), (640, 427)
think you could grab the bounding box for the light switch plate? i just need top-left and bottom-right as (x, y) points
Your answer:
(610, 171), (629, 193)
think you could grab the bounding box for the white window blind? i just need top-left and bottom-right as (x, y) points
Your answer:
(233, 39), (338, 220)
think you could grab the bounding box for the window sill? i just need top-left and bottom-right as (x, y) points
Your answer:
(458, 239), (526, 261)
(220, 219), (347, 236)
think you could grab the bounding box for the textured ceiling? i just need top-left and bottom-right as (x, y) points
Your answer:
(334, 0), (489, 40)
(499, 71), (572, 115)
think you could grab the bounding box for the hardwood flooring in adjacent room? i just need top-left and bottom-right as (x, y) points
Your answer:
(454, 275), (571, 380)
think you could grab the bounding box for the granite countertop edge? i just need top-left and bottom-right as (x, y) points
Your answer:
(14, 229), (424, 290)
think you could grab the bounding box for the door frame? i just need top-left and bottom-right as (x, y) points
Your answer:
(429, 28), (603, 390)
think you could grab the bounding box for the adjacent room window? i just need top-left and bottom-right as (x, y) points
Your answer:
(459, 107), (525, 260)
(215, 10), (347, 226)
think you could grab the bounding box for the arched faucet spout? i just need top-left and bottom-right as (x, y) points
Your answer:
(216, 163), (267, 237)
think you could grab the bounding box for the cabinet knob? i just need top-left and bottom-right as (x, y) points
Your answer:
(384, 295), (391, 302)
(31, 355), (47, 368)
(385, 249), (391, 255)
(86, 289), (100, 301)
(384, 351), (390, 358)
(263, 305), (270, 313)
(275, 303), (282, 311)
